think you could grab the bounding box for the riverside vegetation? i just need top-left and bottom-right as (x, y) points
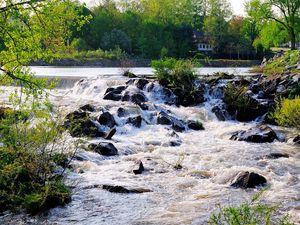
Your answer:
(0, 0), (300, 224)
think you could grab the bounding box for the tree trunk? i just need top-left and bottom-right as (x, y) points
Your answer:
(290, 30), (296, 50)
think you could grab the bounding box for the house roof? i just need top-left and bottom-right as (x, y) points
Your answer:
(193, 30), (204, 39)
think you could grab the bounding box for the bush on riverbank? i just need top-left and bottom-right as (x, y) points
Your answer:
(209, 192), (295, 225)
(0, 98), (73, 214)
(263, 50), (299, 76)
(61, 48), (127, 61)
(151, 58), (205, 106)
(273, 97), (300, 129)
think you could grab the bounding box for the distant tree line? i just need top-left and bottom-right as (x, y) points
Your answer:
(1, 0), (299, 59)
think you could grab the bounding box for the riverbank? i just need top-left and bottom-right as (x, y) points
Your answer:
(31, 58), (260, 68)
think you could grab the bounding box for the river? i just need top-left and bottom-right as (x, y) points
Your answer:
(30, 66), (253, 78)
(0, 67), (299, 225)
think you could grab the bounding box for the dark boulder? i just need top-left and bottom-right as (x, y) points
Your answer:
(230, 124), (278, 143)
(169, 140), (182, 147)
(102, 185), (150, 194)
(293, 135), (300, 145)
(103, 86), (127, 101)
(88, 142), (118, 156)
(104, 128), (117, 140)
(137, 102), (149, 110)
(98, 112), (116, 128)
(126, 115), (142, 128)
(264, 153), (289, 159)
(157, 111), (186, 132)
(121, 91), (147, 104)
(133, 160), (145, 175)
(231, 171), (267, 189)
(69, 119), (105, 138)
(79, 104), (96, 112)
(103, 91), (122, 101)
(133, 79), (149, 90)
(117, 107), (127, 117)
(187, 120), (204, 130)
(64, 111), (105, 138)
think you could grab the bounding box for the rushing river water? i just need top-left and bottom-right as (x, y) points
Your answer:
(1, 69), (300, 225)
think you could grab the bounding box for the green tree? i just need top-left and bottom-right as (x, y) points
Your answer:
(0, 0), (86, 87)
(247, 0), (300, 50)
(101, 28), (132, 52)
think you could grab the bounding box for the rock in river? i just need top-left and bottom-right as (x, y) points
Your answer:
(230, 124), (278, 143)
(88, 142), (118, 156)
(231, 171), (267, 189)
(126, 115), (142, 128)
(64, 110), (105, 138)
(98, 112), (116, 128)
(157, 111), (186, 132)
(133, 160), (145, 175)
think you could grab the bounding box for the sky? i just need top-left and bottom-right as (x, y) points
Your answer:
(81, 0), (246, 15)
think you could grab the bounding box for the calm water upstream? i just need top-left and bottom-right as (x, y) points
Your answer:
(30, 66), (253, 78)
(0, 67), (299, 225)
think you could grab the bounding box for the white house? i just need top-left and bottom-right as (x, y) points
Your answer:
(193, 30), (213, 53)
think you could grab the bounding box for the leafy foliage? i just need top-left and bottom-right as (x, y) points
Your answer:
(209, 192), (295, 225)
(263, 50), (299, 76)
(224, 84), (252, 111)
(0, 98), (75, 214)
(272, 97), (300, 129)
(152, 58), (204, 106)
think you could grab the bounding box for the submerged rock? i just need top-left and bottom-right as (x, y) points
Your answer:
(126, 115), (142, 128)
(133, 79), (149, 90)
(102, 185), (151, 194)
(231, 171), (267, 189)
(79, 104), (96, 112)
(88, 142), (118, 156)
(212, 104), (229, 121)
(230, 124), (278, 143)
(264, 153), (289, 159)
(98, 112), (116, 128)
(187, 120), (204, 130)
(133, 160), (145, 175)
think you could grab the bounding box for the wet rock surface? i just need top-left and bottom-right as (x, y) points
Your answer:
(126, 115), (142, 128)
(133, 160), (145, 175)
(102, 185), (151, 194)
(88, 142), (118, 156)
(64, 110), (105, 138)
(98, 112), (116, 128)
(230, 124), (278, 143)
(231, 171), (267, 189)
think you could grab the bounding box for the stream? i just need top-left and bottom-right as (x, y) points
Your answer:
(0, 69), (300, 225)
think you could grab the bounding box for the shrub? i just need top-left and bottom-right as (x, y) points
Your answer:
(224, 84), (252, 112)
(272, 97), (300, 129)
(263, 50), (299, 76)
(209, 192), (295, 225)
(151, 58), (203, 106)
(0, 88), (76, 214)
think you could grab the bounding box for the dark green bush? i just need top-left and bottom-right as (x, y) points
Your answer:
(224, 84), (252, 112)
(151, 58), (204, 106)
(0, 102), (73, 214)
